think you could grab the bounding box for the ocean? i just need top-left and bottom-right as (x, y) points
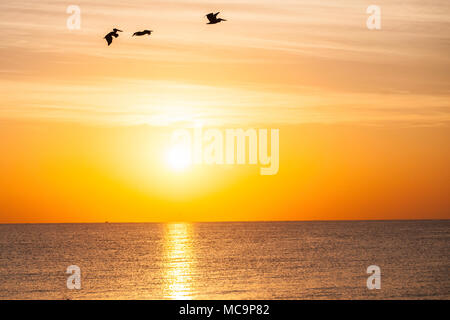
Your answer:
(0, 221), (448, 299)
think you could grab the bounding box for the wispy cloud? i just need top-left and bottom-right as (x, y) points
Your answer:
(0, 0), (449, 125)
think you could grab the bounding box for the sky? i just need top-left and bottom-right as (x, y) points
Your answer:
(0, 0), (449, 222)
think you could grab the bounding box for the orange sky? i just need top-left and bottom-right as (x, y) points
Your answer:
(0, 1), (449, 222)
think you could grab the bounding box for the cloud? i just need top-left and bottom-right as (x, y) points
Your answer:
(0, 0), (449, 126)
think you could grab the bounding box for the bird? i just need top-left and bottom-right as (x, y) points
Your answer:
(104, 28), (123, 46)
(133, 30), (153, 37)
(206, 12), (227, 24)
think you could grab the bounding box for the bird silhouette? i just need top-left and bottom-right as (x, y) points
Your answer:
(104, 28), (123, 46)
(206, 12), (227, 24)
(133, 30), (153, 37)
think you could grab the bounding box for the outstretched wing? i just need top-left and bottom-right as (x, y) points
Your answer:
(206, 13), (215, 22)
(214, 12), (220, 18)
(104, 33), (113, 46)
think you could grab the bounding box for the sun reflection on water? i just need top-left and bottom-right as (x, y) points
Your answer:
(163, 223), (195, 300)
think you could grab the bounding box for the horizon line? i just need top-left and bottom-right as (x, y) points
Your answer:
(1, 219), (449, 225)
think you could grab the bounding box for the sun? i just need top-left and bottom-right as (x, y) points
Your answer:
(166, 145), (192, 171)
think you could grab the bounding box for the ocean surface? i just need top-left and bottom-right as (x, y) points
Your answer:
(0, 221), (448, 300)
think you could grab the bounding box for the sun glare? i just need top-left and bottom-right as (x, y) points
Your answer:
(167, 145), (192, 171)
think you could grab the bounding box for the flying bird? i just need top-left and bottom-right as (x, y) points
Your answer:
(133, 30), (153, 37)
(206, 12), (227, 24)
(104, 28), (123, 46)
